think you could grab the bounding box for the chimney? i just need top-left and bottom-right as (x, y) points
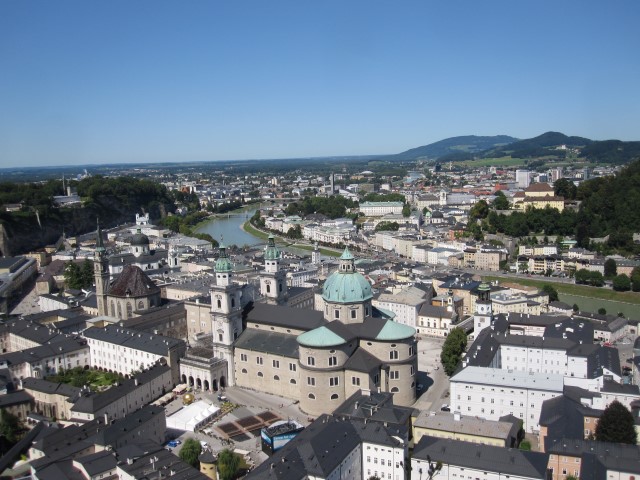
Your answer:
(104, 413), (108, 424)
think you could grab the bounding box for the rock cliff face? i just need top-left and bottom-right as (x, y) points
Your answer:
(0, 196), (173, 256)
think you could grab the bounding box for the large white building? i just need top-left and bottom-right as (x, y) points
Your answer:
(83, 324), (185, 384)
(450, 366), (564, 432)
(360, 201), (404, 216)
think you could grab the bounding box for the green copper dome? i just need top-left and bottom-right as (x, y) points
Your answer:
(297, 326), (347, 348)
(264, 235), (280, 261)
(215, 244), (233, 273)
(322, 247), (372, 304)
(375, 320), (416, 341)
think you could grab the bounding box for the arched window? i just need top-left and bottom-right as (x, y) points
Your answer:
(110, 301), (116, 316)
(217, 299), (222, 309)
(241, 369), (247, 374)
(126, 302), (132, 318)
(391, 387), (399, 393)
(257, 372), (263, 377)
(266, 284), (271, 293)
(138, 301), (144, 310)
(117, 303), (122, 319)
(330, 394), (339, 400)
(308, 393), (315, 400)
(290, 379), (296, 384)
(274, 375), (280, 381)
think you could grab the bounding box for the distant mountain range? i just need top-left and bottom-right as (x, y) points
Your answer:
(392, 131), (640, 165)
(391, 135), (518, 161)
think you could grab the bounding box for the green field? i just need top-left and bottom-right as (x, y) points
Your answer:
(482, 275), (640, 305)
(459, 157), (526, 168)
(482, 275), (640, 316)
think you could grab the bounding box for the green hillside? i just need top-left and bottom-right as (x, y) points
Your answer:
(392, 135), (518, 161)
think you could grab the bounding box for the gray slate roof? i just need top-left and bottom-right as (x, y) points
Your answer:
(244, 302), (325, 330)
(234, 329), (299, 358)
(82, 324), (184, 355)
(246, 414), (406, 480)
(413, 436), (549, 479)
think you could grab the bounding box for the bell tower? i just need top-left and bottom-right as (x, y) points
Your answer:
(259, 235), (288, 305)
(474, 282), (493, 333)
(93, 220), (110, 316)
(210, 244), (243, 386)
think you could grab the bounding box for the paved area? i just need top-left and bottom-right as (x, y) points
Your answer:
(413, 335), (449, 412)
(166, 384), (311, 468)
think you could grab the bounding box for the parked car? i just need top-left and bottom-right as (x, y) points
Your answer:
(166, 440), (179, 448)
(440, 404), (450, 412)
(217, 394), (228, 401)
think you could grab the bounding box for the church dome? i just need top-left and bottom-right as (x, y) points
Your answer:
(215, 244), (233, 273)
(322, 247), (373, 304)
(264, 235), (280, 261)
(130, 228), (150, 246)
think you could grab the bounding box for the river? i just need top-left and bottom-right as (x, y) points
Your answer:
(194, 208), (260, 248)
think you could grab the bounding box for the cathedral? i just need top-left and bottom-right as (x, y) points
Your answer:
(229, 237), (419, 416)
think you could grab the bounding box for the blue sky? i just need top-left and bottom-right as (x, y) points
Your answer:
(1, 1), (639, 167)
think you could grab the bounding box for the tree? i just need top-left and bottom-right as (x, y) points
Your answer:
(572, 303), (579, 312)
(604, 258), (617, 278)
(217, 448), (241, 480)
(375, 221), (400, 232)
(519, 440), (531, 451)
(598, 308), (607, 315)
(630, 267), (640, 292)
(286, 224), (303, 240)
(492, 191), (510, 210)
(595, 400), (637, 444)
(80, 259), (94, 288)
(179, 438), (202, 469)
(541, 284), (559, 302)
(402, 203), (411, 217)
(0, 409), (22, 444)
(553, 178), (577, 200)
(440, 328), (467, 376)
(64, 261), (80, 289)
(613, 274), (631, 292)
(469, 200), (489, 221)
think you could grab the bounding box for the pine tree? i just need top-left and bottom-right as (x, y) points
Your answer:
(595, 401), (637, 444)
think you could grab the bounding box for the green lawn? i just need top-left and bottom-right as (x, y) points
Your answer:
(459, 157), (526, 168)
(46, 367), (124, 389)
(290, 243), (341, 257)
(482, 275), (640, 305)
(242, 220), (270, 240)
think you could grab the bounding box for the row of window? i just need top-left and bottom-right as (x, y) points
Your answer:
(239, 354), (297, 371)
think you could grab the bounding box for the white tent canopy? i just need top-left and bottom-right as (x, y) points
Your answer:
(166, 400), (220, 432)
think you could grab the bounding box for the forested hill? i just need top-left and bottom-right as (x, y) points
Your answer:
(0, 176), (175, 256)
(575, 159), (640, 248)
(391, 135), (518, 161)
(394, 131), (640, 165)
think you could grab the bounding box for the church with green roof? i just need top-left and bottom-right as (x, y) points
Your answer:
(232, 246), (419, 416)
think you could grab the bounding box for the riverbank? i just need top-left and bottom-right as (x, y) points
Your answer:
(241, 220), (341, 257)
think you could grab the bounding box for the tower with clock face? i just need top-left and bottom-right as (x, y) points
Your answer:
(209, 244), (243, 386)
(474, 282), (493, 334)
